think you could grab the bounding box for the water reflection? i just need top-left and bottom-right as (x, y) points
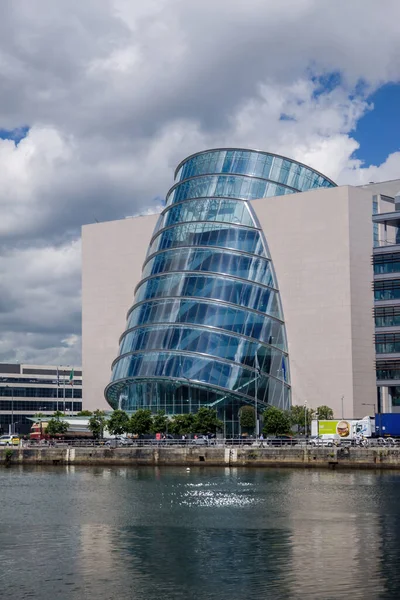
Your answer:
(0, 467), (400, 599)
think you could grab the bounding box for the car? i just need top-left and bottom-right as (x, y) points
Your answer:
(0, 435), (20, 446)
(309, 435), (338, 447)
(105, 436), (133, 447)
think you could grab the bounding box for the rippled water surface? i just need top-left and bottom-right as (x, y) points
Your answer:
(1, 466), (400, 599)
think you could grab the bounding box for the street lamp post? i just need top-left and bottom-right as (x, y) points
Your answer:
(341, 395), (344, 419)
(255, 372), (258, 439)
(5, 385), (14, 435)
(254, 356), (261, 440)
(304, 400), (307, 438)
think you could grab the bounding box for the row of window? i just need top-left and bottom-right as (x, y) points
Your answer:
(142, 248), (275, 287)
(0, 401), (82, 411)
(375, 307), (400, 328)
(110, 352), (289, 403)
(134, 273), (281, 317)
(118, 325), (288, 379)
(167, 175), (294, 206)
(377, 368), (400, 381)
(376, 333), (400, 354)
(0, 377), (82, 386)
(126, 299), (285, 347)
(0, 387), (82, 398)
(374, 280), (400, 301)
(374, 252), (400, 275)
(109, 379), (290, 415)
(175, 150), (334, 192)
(157, 198), (256, 231)
(148, 222), (266, 258)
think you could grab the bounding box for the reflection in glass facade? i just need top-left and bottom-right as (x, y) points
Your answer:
(105, 149), (336, 435)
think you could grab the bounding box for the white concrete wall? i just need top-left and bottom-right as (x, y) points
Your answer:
(82, 215), (159, 410)
(348, 188), (378, 418)
(252, 186), (376, 418)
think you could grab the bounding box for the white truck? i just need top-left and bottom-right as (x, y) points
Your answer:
(311, 416), (375, 443)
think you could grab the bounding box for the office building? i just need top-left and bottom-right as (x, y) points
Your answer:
(0, 363), (83, 434)
(372, 185), (400, 413)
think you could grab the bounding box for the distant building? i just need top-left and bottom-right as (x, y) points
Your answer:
(81, 147), (400, 432)
(0, 363), (82, 434)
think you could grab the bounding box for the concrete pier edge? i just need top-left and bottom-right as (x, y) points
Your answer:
(2, 446), (400, 469)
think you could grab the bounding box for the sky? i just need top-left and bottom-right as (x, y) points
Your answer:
(0, 0), (400, 367)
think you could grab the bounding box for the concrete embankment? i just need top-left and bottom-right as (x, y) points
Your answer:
(3, 445), (400, 469)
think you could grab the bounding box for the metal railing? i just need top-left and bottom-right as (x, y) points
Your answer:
(20, 437), (400, 449)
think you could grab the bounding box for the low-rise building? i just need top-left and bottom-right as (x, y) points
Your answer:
(0, 363), (83, 434)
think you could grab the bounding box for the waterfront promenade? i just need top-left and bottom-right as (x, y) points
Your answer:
(3, 444), (400, 469)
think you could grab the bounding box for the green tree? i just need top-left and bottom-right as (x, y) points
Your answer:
(88, 410), (107, 439)
(169, 413), (195, 435)
(107, 410), (130, 437)
(239, 405), (256, 432)
(316, 405), (334, 420)
(46, 416), (69, 437)
(262, 407), (291, 436)
(194, 407), (223, 434)
(290, 405), (315, 435)
(77, 410), (93, 417)
(129, 409), (153, 435)
(151, 410), (169, 434)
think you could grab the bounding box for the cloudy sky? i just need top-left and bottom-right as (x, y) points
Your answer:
(1, 0), (400, 367)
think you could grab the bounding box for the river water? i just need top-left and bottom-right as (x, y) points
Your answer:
(1, 466), (400, 599)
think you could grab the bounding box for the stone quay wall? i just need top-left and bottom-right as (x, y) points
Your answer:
(3, 446), (400, 469)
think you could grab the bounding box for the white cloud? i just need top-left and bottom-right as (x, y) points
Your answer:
(0, 0), (400, 364)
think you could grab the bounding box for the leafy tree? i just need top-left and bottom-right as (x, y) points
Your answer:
(88, 410), (107, 439)
(290, 405), (315, 435)
(107, 410), (130, 437)
(194, 407), (223, 434)
(46, 417), (69, 437)
(151, 410), (169, 434)
(262, 407), (291, 436)
(239, 405), (256, 431)
(77, 410), (93, 417)
(169, 413), (195, 435)
(129, 409), (153, 435)
(316, 405), (334, 420)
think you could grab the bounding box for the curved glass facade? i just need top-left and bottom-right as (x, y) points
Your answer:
(106, 148), (336, 435)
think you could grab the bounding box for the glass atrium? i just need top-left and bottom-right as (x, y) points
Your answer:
(105, 149), (336, 435)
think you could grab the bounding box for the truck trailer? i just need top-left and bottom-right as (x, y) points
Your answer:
(375, 413), (400, 437)
(311, 417), (374, 440)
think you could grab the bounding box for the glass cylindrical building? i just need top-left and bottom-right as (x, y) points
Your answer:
(105, 149), (336, 435)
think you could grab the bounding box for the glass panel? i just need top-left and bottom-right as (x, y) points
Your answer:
(119, 325), (288, 377)
(126, 299), (286, 347)
(148, 222), (267, 257)
(161, 198), (255, 228)
(142, 248), (275, 286)
(175, 150), (335, 193)
(167, 175), (295, 206)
